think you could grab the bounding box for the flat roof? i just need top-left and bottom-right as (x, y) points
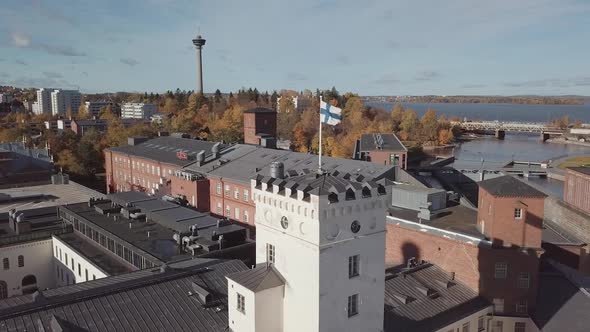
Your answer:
(0, 206), (66, 244)
(388, 204), (484, 239)
(0, 182), (105, 213)
(62, 202), (191, 263)
(359, 133), (407, 152)
(568, 167), (590, 176)
(0, 259), (248, 332)
(108, 136), (224, 167)
(56, 232), (133, 275)
(207, 144), (394, 184)
(384, 263), (491, 332)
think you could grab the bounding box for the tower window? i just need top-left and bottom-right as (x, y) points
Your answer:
(237, 293), (245, 314)
(494, 262), (507, 279)
(347, 294), (359, 317)
(266, 243), (275, 264)
(2, 258), (8, 270)
(18, 255), (24, 267)
(348, 255), (360, 278)
(462, 322), (470, 332)
(514, 208), (522, 219)
(516, 299), (527, 313)
(514, 322), (526, 332)
(493, 298), (504, 313)
(225, 185), (230, 197)
(517, 272), (530, 289)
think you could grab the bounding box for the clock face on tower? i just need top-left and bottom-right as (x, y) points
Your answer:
(280, 216), (289, 229)
(350, 220), (361, 234)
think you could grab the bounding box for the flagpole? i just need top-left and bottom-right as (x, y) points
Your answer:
(318, 96), (323, 174)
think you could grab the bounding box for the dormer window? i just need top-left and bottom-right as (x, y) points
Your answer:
(345, 189), (356, 201)
(362, 187), (371, 198)
(328, 193), (338, 203)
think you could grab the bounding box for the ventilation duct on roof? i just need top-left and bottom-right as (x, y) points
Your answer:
(191, 282), (213, 306)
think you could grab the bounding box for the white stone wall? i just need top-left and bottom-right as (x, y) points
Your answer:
(250, 179), (390, 332)
(227, 280), (256, 332)
(52, 235), (109, 287)
(0, 239), (55, 298)
(489, 316), (539, 332)
(435, 306), (493, 332)
(255, 286), (283, 332)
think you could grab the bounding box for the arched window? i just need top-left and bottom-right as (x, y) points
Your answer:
(345, 188), (356, 201)
(18, 255), (24, 267)
(328, 192), (339, 203)
(22, 275), (37, 287)
(2, 258), (8, 270)
(0, 280), (7, 299)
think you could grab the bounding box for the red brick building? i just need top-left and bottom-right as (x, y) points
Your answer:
(564, 167), (590, 215)
(243, 107), (277, 145)
(386, 175), (547, 317)
(354, 133), (408, 169)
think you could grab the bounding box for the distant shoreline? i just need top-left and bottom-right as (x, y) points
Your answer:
(363, 97), (585, 106)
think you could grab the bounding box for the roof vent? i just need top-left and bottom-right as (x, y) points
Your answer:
(211, 142), (221, 159)
(270, 161), (285, 179)
(191, 282), (213, 306)
(160, 264), (170, 273)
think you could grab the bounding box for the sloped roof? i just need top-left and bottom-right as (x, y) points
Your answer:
(359, 133), (407, 152)
(0, 259), (248, 332)
(383, 264), (491, 332)
(226, 264), (285, 292)
(479, 175), (547, 198)
(244, 107), (276, 114)
(568, 167), (590, 176)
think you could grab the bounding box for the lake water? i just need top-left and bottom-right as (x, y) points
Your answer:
(444, 133), (590, 197)
(365, 102), (590, 123)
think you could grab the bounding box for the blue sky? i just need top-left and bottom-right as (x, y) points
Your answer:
(0, 0), (589, 95)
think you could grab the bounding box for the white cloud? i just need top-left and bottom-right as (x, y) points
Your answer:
(11, 32), (31, 48)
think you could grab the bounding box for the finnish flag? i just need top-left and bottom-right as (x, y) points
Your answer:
(320, 100), (342, 126)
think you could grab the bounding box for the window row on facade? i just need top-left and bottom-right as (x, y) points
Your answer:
(216, 181), (250, 203)
(493, 262), (531, 288)
(2, 255), (25, 270)
(59, 209), (158, 270)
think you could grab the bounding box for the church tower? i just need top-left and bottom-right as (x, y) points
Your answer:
(227, 163), (392, 332)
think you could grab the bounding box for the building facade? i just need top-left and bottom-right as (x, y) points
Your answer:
(50, 89), (81, 116)
(564, 167), (590, 215)
(0, 93), (13, 103)
(354, 133), (408, 169)
(121, 102), (157, 120)
(243, 108), (277, 145)
(85, 101), (116, 118)
(35, 88), (55, 114)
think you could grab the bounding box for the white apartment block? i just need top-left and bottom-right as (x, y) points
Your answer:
(35, 88), (55, 114)
(51, 89), (81, 116)
(85, 101), (115, 118)
(121, 102), (157, 120)
(0, 93), (13, 103)
(276, 95), (311, 112)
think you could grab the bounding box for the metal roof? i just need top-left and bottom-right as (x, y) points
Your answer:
(0, 259), (248, 332)
(383, 263), (491, 332)
(243, 107), (276, 114)
(479, 175), (547, 198)
(108, 136), (224, 167)
(359, 133), (407, 152)
(568, 167), (590, 176)
(226, 264), (285, 292)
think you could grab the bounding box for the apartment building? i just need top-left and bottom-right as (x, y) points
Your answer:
(34, 88), (55, 114)
(50, 89), (81, 116)
(84, 101), (117, 118)
(120, 102), (157, 120)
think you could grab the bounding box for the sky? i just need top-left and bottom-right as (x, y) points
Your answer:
(0, 0), (589, 96)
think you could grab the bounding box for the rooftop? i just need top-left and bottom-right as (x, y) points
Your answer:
(533, 260), (590, 332)
(383, 263), (491, 332)
(0, 258), (248, 332)
(56, 232), (133, 275)
(388, 204), (483, 239)
(205, 144), (394, 184)
(568, 167), (590, 176)
(0, 182), (105, 213)
(243, 107), (276, 114)
(359, 133), (407, 152)
(226, 264), (285, 292)
(0, 206), (69, 247)
(479, 175), (547, 198)
(109, 136), (224, 167)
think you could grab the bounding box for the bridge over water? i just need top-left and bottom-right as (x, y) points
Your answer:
(451, 120), (565, 140)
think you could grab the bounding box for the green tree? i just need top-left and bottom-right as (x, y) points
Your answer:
(79, 129), (103, 175)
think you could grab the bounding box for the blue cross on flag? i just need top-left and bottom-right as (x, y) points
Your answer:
(320, 100), (342, 126)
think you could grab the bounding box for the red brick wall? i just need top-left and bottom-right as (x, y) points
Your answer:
(244, 112), (277, 145)
(365, 150), (407, 169)
(564, 168), (590, 215)
(170, 176), (210, 212)
(386, 223), (541, 315)
(209, 177), (255, 227)
(477, 188), (544, 248)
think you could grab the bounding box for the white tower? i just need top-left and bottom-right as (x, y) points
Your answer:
(227, 163), (392, 332)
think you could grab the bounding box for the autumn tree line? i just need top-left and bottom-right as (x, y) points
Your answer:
(0, 87), (458, 182)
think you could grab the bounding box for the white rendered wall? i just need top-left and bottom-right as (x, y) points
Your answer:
(0, 239), (55, 298)
(490, 316), (539, 332)
(252, 180), (390, 332)
(255, 286), (284, 332)
(52, 236), (109, 287)
(228, 280), (256, 332)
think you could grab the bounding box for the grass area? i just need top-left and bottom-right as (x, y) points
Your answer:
(558, 156), (590, 169)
